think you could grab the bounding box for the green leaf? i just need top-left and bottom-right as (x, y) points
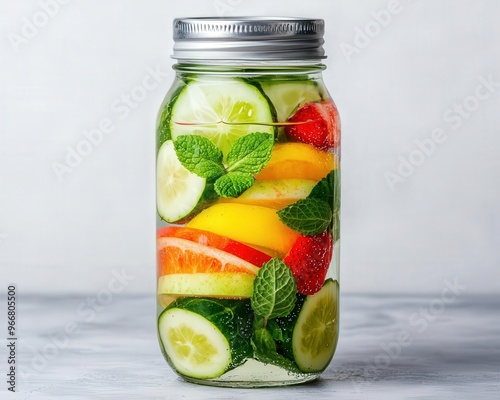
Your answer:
(251, 314), (277, 354)
(309, 170), (334, 205)
(226, 132), (274, 174)
(251, 258), (297, 320)
(214, 173), (254, 198)
(277, 198), (333, 236)
(267, 320), (284, 342)
(174, 135), (225, 179)
(252, 328), (276, 353)
(309, 169), (340, 213)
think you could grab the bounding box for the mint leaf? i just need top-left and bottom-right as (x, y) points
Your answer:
(309, 170), (334, 204)
(267, 320), (284, 342)
(174, 135), (225, 179)
(226, 132), (274, 174)
(252, 328), (276, 353)
(214, 172), (254, 198)
(277, 198), (332, 236)
(251, 315), (277, 354)
(251, 258), (297, 320)
(309, 169), (340, 213)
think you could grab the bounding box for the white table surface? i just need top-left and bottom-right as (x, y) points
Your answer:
(8, 293), (499, 399)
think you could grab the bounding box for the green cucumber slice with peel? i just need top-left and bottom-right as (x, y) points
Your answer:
(276, 279), (339, 373)
(157, 83), (185, 150)
(156, 140), (208, 223)
(260, 80), (324, 122)
(167, 79), (276, 158)
(158, 298), (253, 379)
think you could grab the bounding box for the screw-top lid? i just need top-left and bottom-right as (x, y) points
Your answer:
(172, 17), (326, 61)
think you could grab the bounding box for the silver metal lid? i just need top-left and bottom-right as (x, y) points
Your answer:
(172, 17), (326, 61)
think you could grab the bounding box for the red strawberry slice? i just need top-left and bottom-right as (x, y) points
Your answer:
(283, 231), (333, 295)
(285, 100), (340, 150)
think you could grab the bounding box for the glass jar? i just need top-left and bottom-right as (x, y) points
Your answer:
(155, 17), (340, 388)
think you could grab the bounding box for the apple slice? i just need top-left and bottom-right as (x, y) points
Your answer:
(219, 179), (317, 209)
(158, 273), (255, 298)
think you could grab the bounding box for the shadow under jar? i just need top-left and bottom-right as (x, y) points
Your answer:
(155, 17), (341, 388)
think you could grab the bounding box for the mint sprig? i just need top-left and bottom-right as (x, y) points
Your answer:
(174, 132), (273, 198)
(277, 198), (332, 236)
(226, 132), (274, 174)
(251, 258), (297, 320)
(214, 173), (254, 198)
(277, 169), (340, 237)
(250, 258), (297, 365)
(173, 135), (224, 179)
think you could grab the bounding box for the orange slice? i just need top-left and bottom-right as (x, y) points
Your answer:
(255, 142), (335, 181)
(157, 236), (260, 277)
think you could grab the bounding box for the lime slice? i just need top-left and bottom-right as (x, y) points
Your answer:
(260, 80), (324, 122)
(292, 279), (339, 372)
(168, 79), (276, 157)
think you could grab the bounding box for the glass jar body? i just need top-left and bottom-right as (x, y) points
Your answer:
(155, 62), (340, 387)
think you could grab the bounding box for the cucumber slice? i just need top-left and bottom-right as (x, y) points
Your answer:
(157, 83), (185, 150)
(156, 140), (206, 223)
(159, 308), (231, 379)
(168, 79), (276, 157)
(158, 298), (253, 379)
(291, 279), (339, 372)
(260, 80), (324, 122)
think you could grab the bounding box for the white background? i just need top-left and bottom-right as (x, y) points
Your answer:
(1, 0), (499, 295)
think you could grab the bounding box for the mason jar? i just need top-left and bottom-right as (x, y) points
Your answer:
(155, 17), (341, 387)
